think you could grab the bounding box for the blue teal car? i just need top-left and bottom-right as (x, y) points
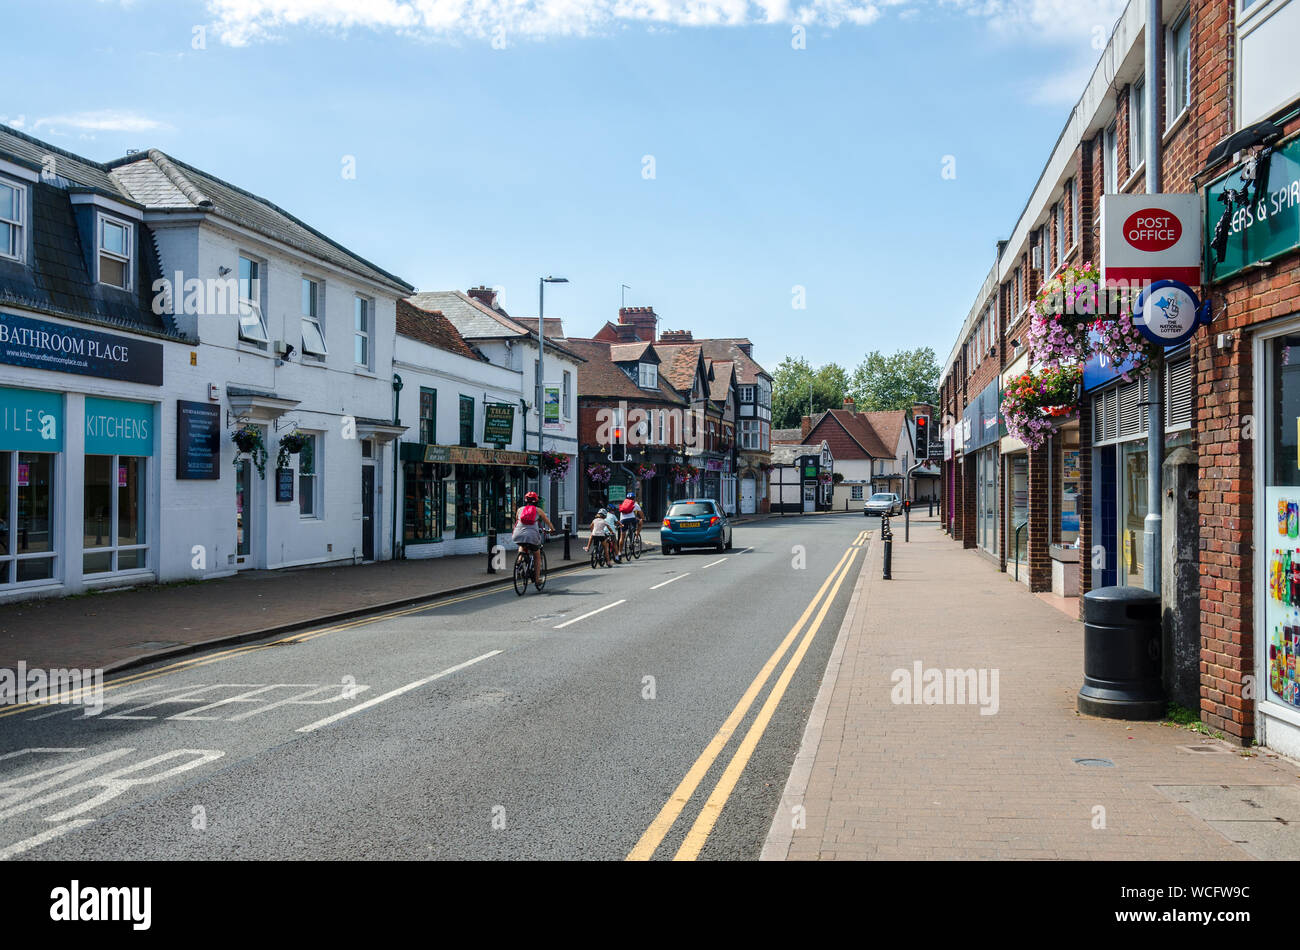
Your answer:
(660, 499), (733, 554)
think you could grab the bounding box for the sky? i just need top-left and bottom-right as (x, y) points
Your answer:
(6, 0), (1126, 374)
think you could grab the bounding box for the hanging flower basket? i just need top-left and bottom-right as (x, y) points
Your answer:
(818, 472), (833, 485)
(1029, 261), (1151, 375)
(831, 472), (844, 485)
(230, 425), (268, 479)
(587, 463), (611, 485)
(276, 430), (309, 470)
(636, 463), (657, 481)
(1001, 364), (1083, 450)
(542, 451), (571, 479)
(670, 463), (700, 485)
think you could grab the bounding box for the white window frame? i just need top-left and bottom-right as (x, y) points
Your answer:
(1104, 120), (1119, 194)
(354, 296), (372, 369)
(1057, 194), (1068, 258)
(0, 176), (25, 263)
(1166, 7), (1192, 126)
(740, 385), (754, 403)
(301, 276), (327, 359)
(562, 370), (572, 420)
(1043, 220), (1053, 276)
(1235, 0), (1300, 128)
(638, 362), (658, 389)
(1129, 76), (1146, 173)
(657, 409), (666, 445)
(96, 213), (133, 291)
(237, 254), (269, 345)
(1071, 176), (1081, 246)
(298, 432), (322, 519)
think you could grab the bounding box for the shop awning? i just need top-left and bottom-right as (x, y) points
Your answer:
(400, 442), (540, 467)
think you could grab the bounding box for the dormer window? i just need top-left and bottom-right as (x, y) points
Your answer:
(638, 362), (658, 389)
(97, 215), (132, 290)
(0, 178), (24, 263)
(237, 255), (269, 344)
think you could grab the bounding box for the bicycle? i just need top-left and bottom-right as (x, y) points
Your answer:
(628, 524), (643, 560)
(589, 535), (608, 569)
(513, 535), (549, 595)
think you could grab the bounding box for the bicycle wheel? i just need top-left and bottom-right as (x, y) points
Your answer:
(632, 533), (643, 559)
(535, 549), (548, 590)
(513, 554), (529, 595)
(590, 545), (600, 569)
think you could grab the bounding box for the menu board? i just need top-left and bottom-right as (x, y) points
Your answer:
(276, 467), (294, 503)
(177, 400), (221, 479)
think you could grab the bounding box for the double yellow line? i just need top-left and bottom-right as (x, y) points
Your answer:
(627, 529), (868, 861)
(0, 564), (589, 720)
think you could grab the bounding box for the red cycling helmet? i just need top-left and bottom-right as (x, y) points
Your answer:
(524, 491), (540, 503)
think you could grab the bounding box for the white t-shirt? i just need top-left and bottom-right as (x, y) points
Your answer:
(591, 518), (608, 537)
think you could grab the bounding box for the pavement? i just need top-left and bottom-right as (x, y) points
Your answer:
(763, 516), (1300, 861)
(0, 514), (865, 860)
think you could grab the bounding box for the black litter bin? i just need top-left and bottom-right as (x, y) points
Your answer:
(1077, 586), (1164, 720)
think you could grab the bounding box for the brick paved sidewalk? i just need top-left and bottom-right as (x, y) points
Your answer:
(764, 517), (1300, 861)
(0, 533), (588, 675)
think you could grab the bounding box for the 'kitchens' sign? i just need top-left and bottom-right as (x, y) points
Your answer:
(0, 311), (164, 386)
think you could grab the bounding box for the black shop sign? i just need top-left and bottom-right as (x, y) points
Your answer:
(176, 400), (221, 479)
(0, 311), (163, 385)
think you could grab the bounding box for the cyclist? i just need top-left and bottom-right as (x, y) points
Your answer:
(584, 506), (610, 558)
(511, 491), (554, 586)
(603, 505), (622, 563)
(617, 492), (641, 557)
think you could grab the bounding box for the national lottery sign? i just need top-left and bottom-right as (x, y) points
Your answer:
(1132, 279), (1212, 347)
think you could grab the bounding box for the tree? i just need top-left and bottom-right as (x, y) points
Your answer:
(849, 347), (940, 412)
(771, 357), (849, 430)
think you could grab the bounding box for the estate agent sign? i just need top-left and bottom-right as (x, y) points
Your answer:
(0, 311), (163, 385)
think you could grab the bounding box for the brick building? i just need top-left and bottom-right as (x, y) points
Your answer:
(937, 0), (1300, 750)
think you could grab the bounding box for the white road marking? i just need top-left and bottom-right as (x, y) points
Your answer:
(0, 820), (92, 861)
(650, 574), (690, 590)
(701, 558), (727, 569)
(554, 600), (627, 629)
(296, 652), (502, 733)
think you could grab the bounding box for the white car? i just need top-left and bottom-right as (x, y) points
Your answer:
(864, 492), (903, 517)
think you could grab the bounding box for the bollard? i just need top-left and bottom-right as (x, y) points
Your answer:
(905, 505), (910, 542)
(563, 526), (572, 562)
(487, 531), (498, 574)
(929, 498), (933, 517)
(883, 537), (892, 580)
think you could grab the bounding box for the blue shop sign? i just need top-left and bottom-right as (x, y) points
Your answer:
(0, 386), (64, 452)
(962, 379), (1003, 453)
(0, 311), (163, 386)
(84, 397), (154, 456)
(1082, 326), (1140, 392)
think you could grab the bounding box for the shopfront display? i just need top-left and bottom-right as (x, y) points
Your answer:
(0, 387), (62, 586)
(400, 444), (534, 547)
(1262, 330), (1300, 720)
(82, 396), (152, 575)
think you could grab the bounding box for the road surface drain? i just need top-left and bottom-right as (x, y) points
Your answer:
(1073, 758), (1115, 767)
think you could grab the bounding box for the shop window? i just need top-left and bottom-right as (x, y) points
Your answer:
(403, 462), (443, 543)
(0, 452), (56, 584)
(420, 388), (437, 444)
(459, 395), (474, 447)
(298, 434), (320, 518)
(1265, 333), (1300, 709)
(83, 455), (147, 574)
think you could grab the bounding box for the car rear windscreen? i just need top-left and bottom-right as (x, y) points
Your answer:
(668, 503), (715, 517)
(869, 494), (893, 501)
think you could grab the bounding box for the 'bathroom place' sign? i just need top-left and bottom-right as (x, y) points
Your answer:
(0, 311), (164, 386)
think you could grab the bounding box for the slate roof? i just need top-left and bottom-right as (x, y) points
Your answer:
(772, 443), (826, 465)
(708, 361), (736, 403)
(0, 127), (179, 339)
(396, 298), (482, 361)
(105, 150), (412, 293)
(412, 290), (585, 361)
(608, 341), (654, 364)
(771, 428), (804, 443)
(554, 338), (687, 404)
(512, 317), (566, 338)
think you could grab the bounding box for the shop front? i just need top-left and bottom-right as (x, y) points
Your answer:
(400, 443), (538, 557)
(962, 379), (1002, 559)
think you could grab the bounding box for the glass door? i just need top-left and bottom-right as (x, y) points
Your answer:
(235, 457), (252, 566)
(1119, 442), (1147, 586)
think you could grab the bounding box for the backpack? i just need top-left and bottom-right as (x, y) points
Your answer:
(619, 498), (636, 514)
(519, 504), (539, 525)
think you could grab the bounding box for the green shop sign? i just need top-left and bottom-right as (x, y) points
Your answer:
(85, 397), (154, 456)
(0, 386), (63, 452)
(608, 484), (626, 503)
(483, 403), (515, 445)
(1207, 136), (1300, 281)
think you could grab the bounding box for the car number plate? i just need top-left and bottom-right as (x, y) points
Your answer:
(679, 520), (700, 528)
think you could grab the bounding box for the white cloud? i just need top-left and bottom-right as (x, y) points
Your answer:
(0, 115), (26, 130)
(31, 110), (170, 134)
(189, 0), (1122, 44)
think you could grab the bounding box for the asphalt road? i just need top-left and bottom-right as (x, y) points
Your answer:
(0, 513), (872, 861)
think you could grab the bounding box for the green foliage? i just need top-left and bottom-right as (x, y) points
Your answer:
(848, 347), (940, 412)
(771, 357), (849, 430)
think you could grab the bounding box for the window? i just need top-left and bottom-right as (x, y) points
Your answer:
(638, 362), (658, 389)
(83, 455), (147, 574)
(740, 385), (754, 403)
(354, 297), (371, 368)
(1072, 177), (1081, 246)
(419, 388), (436, 444)
(851, 485), (864, 501)
(657, 409), (666, 445)
(1014, 266), (1023, 313)
(563, 370), (572, 419)
(98, 215), (132, 290)
(0, 451), (56, 584)
(1057, 195), (1068, 256)
(298, 434), (319, 518)
(237, 256), (269, 344)
(1130, 76), (1146, 173)
(301, 278), (327, 358)
(459, 395), (474, 447)
(0, 178), (23, 262)
(741, 419), (762, 450)
(1043, 219), (1053, 275)
(1104, 120), (1118, 194)
(1167, 9), (1191, 123)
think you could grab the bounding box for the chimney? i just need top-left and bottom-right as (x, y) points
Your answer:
(800, 416), (812, 441)
(842, 396), (856, 412)
(467, 285), (498, 310)
(618, 306), (658, 342)
(614, 323), (641, 343)
(659, 329), (693, 343)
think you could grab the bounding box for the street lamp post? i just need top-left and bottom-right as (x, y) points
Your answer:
(537, 276), (569, 504)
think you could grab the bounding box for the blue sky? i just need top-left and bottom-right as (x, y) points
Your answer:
(6, 0), (1125, 373)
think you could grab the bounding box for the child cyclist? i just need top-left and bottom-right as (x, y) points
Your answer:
(584, 506), (611, 559)
(603, 505), (622, 563)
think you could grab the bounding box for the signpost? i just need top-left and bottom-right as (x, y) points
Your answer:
(483, 403), (514, 447)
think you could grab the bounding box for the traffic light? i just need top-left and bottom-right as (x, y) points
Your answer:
(611, 424), (626, 462)
(915, 415), (930, 460)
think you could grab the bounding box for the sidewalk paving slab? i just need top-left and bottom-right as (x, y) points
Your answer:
(764, 517), (1300, 861)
